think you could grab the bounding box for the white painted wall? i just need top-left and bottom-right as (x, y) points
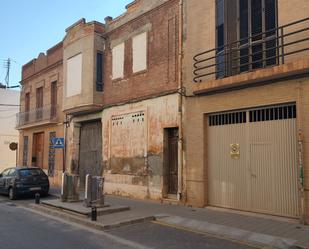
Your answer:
(112, 43), (124, 79)
(132, 32), (147, 73)
(66, 53), (82, 97)
(0, 89), (19, 172)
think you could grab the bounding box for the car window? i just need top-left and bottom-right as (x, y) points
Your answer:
(1, 169), (12, 177)
(19, 169), (45, 177)
(8, 169), (16, 176)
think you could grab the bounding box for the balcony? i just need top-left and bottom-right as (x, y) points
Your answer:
(16, 105), (58, 129)
(193, 18), (309, 93)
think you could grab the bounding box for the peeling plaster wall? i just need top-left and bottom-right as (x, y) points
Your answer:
(102, 93), (179, 200)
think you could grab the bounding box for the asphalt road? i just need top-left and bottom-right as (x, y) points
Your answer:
(0, 194), (257, 249)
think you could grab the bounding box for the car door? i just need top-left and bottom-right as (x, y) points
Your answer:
(6, 169), (16, 190)
(0, 169), (11, 194)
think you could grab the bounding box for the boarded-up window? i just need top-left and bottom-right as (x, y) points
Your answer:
(48, 132), (56, 176)
(132, 32), (147, 73)
(66, 53), (82, 97)
(112, 43), (124, 79)
(22, 136), (28, 166)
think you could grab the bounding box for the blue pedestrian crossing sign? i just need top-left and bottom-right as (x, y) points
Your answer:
(51, 137), (65, 149)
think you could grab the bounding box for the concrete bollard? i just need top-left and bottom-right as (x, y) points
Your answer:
(91, 207), (97, 221)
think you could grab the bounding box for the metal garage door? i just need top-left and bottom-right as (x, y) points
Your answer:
(207, 103), (300, 217)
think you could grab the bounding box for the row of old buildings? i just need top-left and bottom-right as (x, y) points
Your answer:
(16, 0), (309, 223)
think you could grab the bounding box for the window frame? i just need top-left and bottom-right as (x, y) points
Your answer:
(112, 43), (125, 80)
(132, 32), (148, 74)
(96, 51), (104, 91)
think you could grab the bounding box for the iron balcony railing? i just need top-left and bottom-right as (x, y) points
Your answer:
(193, 17), (309, 83)
(16, 105), (58, 127)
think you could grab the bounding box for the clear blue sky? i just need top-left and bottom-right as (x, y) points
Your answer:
(0, 0), (132, 89)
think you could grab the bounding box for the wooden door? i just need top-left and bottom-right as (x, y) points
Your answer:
(165, 128), (179, 195)
(79, 121), (103, 189)
(33, 132), (44, 169)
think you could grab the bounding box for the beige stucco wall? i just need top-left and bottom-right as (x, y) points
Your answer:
(183, 0), (309, 222)
(183, 0), (309, 93)
(183, 77), (309, 221)
(65, 93), (179, 200)
(0, 89), (19, 172)
(102, 93), (179, 200)
(63, 21), (105, 113)
(18, 124), (64, 187)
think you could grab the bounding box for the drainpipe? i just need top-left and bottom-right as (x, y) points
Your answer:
(177, 0), (184, 202)
(63, 114), (67, 173)
(297, 82), (305, 224)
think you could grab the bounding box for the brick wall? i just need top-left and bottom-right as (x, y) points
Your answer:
(102, 0), (179, 106)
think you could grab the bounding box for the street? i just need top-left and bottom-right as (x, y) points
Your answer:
(0, 195), (257, 249)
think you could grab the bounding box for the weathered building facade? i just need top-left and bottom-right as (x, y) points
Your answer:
(63, 0), (182, 200)
(0, 89), (20, 172)
(182, 0), (309, 223)
(17, 42), (64, 186)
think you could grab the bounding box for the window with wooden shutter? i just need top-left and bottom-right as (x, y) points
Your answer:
(51, 81), (57, 118)
(36, 87), (43, 120)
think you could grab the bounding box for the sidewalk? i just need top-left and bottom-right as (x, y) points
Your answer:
(44, 188), (309, 249)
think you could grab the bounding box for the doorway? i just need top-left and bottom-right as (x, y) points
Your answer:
(32, 132), (44, 169)
(164, 128), (179, 197)
(79, 121), (103, 189)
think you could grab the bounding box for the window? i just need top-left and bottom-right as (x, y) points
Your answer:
(51, 81), (57, 117)
(240, 0), (278, 70)
(36, 87), (43, 120)
(112, 43), (124, 80)
(216, 0), (277, 76)
(7, 169), (16, 177)
(25, 92), (30, 122)
(66, 53), (82, 97)
(96, 52), (104, 91)
(216, 0), (238, 77)
(216, 0), (225, 78)
(22, 136), (29, 166)
(1, 169), (11, 177)
(132, 32), (147, 73)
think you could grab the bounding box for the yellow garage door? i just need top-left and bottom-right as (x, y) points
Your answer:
(207, 104), (300, 218)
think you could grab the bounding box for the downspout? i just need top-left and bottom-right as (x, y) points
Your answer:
(63, 114), (68, 173)
(297, 81), (305, 224)
(177, 0), (184, 201)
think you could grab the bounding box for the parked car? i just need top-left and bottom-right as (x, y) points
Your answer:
(0, 167), (49, 200)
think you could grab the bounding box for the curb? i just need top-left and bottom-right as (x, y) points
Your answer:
(154, 216), (308, 249)
(41, 201), (130, 217)
(27, 203), (155, 231)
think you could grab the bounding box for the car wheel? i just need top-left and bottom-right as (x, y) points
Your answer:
(8, 188), (17, 200)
